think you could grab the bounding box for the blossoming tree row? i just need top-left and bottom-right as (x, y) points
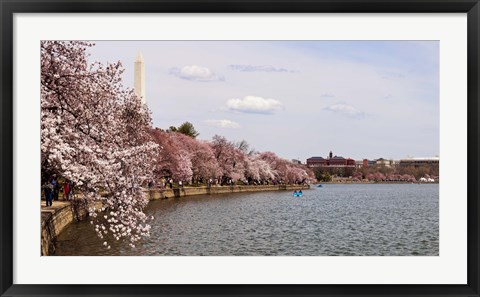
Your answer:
(149, 130), (316, 186)
(41, 41), (315, 247)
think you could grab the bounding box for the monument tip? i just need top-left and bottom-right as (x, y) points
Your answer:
(135, 52), (143, 62)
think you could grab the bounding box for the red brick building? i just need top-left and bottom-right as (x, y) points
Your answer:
(305, 156), (328, 167)
(306, 151), (355, 168)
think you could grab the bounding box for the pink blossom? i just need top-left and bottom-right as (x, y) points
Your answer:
(41, 41), (159, 246)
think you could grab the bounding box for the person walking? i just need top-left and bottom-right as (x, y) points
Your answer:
(51, 177), (59, 201)
(42, 180), (52, 207)
(68, 180), (74, 200)
(63, 180), (70, 201)
(44, 179), (54, 206)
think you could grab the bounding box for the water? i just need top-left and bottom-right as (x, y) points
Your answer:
(54, 184), (439, 256)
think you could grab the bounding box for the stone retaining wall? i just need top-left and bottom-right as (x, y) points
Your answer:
(145, 184), (309, 200)
(41, 199), (89, 256)
(41, 184), (310, 255)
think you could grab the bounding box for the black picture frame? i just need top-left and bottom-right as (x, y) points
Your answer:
(1, 0), (479, 296)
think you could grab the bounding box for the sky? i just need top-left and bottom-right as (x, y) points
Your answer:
(87, 41), (439, 162)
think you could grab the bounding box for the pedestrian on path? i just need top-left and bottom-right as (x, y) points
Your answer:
(42, 179), (53, 206)
(63, 180), (70, 201)
(51, 177), (59, 201)
(68, 180), (74, 200)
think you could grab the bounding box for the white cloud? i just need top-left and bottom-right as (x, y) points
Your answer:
(169, 65), (224, 82)
(324, 103), (365, 118)
(204, 119), (241, 129)
(226, 96), (283, 114)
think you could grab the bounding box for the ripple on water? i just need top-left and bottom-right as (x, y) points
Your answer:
(54, 184), (439, 256)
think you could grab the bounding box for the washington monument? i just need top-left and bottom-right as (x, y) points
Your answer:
(134, 52), (146, 105)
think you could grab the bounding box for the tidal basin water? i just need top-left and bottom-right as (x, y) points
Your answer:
(54, 184), (439, 256)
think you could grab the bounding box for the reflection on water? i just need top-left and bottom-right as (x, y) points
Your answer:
(54, 184), (439, 256)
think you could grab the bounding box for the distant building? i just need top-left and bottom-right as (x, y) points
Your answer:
(329, 155), (356, 167)
(306, 151), (355, 169)
(375, 158), (392, 167)
(359, 159), (377, 167)
(399, 157), (439, 168)
(291, 159), (302, 165)
(355, 160), (364, 169)
(306, 156), (328, 168)
(363, 159), (369, 167)
(355, 158), (399, 168)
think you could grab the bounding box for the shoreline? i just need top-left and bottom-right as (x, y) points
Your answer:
(41, 199), (89, 256)
(41, 184), (309, 256)
(144, 184), (310, 200)
(316, 181), (439, 185)
(42, 182), (439, 255)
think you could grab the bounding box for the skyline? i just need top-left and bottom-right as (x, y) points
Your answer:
(87, 41), (439, 161)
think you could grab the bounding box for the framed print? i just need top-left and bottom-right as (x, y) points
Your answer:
(1, 0), (479, 297)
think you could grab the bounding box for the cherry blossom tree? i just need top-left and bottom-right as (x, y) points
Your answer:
(190, 140), (221, 181)
(374, 173), (386, 181)
(258, 151), (287, 182)
(353, 171), (363, 180)
(258, 151), (313, 184)
(41, 41), (159, 247)
(255, 158), (277, 181)
(149, 129), (192, 181)
(176, 135), (220, 182)
(401, 174), (416, 182)
(243, 157), (259, 182)
(209, 135), (246, 184)
(285, 165), (308, 184)
(305, 167), (317, 183)
(152, 130), (313, 186)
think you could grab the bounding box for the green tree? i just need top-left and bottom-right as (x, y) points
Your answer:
(344, 167), (355, 177)
(378, 166), (393, 175)
(176, 121), (199, 138)
(313, 168), (332, 182)
(415, 166), (430, 179)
